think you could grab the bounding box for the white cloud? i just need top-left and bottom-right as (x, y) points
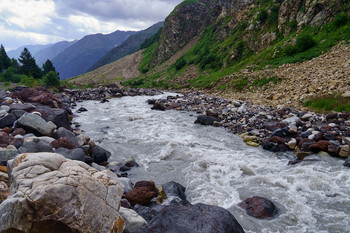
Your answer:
(0, 0), (183, 50)
(0, 0), (55, 29)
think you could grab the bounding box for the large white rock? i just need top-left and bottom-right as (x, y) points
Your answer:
(0, 153), (125, 233)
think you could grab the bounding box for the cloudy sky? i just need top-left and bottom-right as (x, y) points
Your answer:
(0, 0), (183, 51)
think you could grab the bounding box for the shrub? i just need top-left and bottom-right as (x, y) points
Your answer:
(237, 21), (248, 32)
(332, 13), (348, 28)
(175, 56), (187, 70)
(43, 71), (60, 87)
(288, 20), (298, 32)
(257, 9), (268, 24)
(295, 34), (316, 52)
(20, 75), (36, 88)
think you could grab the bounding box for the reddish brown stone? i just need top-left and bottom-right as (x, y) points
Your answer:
(0, 132), (10, 145)
(125, 181), (158, 206)
(29, 93), (62, 108)
(309, 140), (331, 153)
(51, 137), (77, 149)
(271, 136), (284, 145)
(297, 138), (314, 149)
(12, 128), (26, 136)
(238, 196), (278, 219)
(9, 138), (23, 148)
(1, 127), (11, 135)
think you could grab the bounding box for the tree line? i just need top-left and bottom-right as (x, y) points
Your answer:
(0, 45), (60, 87)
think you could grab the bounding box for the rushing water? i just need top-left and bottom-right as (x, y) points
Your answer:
(75, 93), (350, 233)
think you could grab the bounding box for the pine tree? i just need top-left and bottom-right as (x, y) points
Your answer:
(0, 44), (11, 71)
(18, 47), (43, 79)
(42, 59), (57, 75)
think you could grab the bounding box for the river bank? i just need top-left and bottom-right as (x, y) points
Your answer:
(1, 86), (350, 233)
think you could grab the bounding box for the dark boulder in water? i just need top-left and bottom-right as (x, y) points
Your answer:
(194, 115), (219, 126)
(238, 196), (278, 219)
(139, 202), (245, 233)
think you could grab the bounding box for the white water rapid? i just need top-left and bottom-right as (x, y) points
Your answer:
(75, 93), (350, 233)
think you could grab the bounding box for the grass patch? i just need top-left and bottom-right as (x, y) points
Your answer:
(303, 94), (350, 112)
(139, 42), (158, 73)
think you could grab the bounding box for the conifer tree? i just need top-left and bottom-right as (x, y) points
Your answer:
(18, 47), (43, 79)
(42, 59), (58, 76)
(0, 45), (11, 71)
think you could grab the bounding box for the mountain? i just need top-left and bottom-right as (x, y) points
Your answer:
(52, 30), (136, 79)
(116, 0), (349, 108)
(7, 44), (51, 60)
(88, 22), (164, 72)
(33, 41), (76, 66)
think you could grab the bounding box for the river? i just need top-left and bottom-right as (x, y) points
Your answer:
(75, 93), (350, 233)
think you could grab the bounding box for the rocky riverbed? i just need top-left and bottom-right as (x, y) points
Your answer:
(150, 91), (350, 166)
(0, 86), (349, 233)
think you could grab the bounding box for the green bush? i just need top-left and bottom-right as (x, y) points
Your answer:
(237, 21), (248, 32)
(43, 71), (60, 87)
(288, 20), (298, 32)
(175, 56), (187, 70)
(332, 13), (348, 28)
(295, 34), (316, 52)
(257, 9), (268, 24)
(20, 75), (36, 88)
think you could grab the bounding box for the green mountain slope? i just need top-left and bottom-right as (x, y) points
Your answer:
(123, 0), (350, 91)
(88, 22), (164, 72)
(52, 30), (136, 79)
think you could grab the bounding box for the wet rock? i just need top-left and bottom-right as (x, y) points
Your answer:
(151, 102), (166, 111)
(18, 137), (53, 153)
(77, 107), (88, 113)
(54, 148), (86, 162)
(139, 203), (245, 233)
(125, 181), (158, 206)
(125, 160), (139, 168)
(119, 207), (147, 233)
(194, 115), (219, 126)
(162, 181), (187, 204)
(344, 157), (350, 167)
(238, 196), (278, 219)
(0, 113), (16, 128)
(120, 165), (131, 172)
(17, 113), (56, 137)
(147, 99), (156, 105)
(295, 150), (312, 159)
(134, 204), (165, 222)
(0, 153), (124, 233)
(51, 137), (77, 149)
(91, 145), (111, 164)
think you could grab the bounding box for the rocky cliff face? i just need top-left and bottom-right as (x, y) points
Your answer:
(149, 0), (221, 66)
(149, 0), (348, 67)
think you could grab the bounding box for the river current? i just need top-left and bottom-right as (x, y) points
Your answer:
(75, 93), (350, 233)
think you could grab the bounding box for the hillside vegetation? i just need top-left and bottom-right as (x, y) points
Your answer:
(120, 0), (350, 109)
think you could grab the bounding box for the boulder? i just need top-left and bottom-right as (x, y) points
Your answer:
(77, 107), (88, 113)
(339, 145), (350, 158)
(238, 196), (278, 219)
(9, 103), (35, 113)
(151, 103), (166, 111)
(34, 105), (70, 129)
(194, 115), (219, 126)
(54, 148), (86, 162)
(125, 181), (158, 206)
(162, 181), (187, 204)
(54, 127), (79, 147)
(51, 137), (77, 149)
(138, 203), (245, 233)
(344, 157), (350, 167)
(119, 207), (147, 233)
(0, 153), (124, 233)
(0, 113), (16, 128)
(17, 113), (56, 136)
(91, 145), (111, 164)
(18, 137), (53, 153)
(29, 92), (62, 108)
(309, 140), (331, 153)
(0, 148), (19, 163)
